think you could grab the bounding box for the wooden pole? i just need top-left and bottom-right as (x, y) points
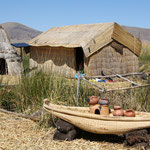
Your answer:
(106, 84), (150, 92)
(20, 47), (23, 61)
(76, 72), (80, 106)
(85, 72), (145, 79)
(82, 77), (105, 92)
(0, 84), (16, 87)
(0, 108), (40, 121)
(81, 77), (150, 93)
(116, 74), (141, 86)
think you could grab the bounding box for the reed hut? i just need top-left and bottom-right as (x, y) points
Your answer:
(28, 22), (141, 77)
(0, 26), (21, 75)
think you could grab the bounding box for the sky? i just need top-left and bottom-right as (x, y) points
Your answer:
(0, 0), (150, 31)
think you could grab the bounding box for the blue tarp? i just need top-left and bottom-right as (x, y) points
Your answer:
(11, 43), (30, 48)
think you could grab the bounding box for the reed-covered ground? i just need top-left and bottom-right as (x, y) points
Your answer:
(0, 111), (138, 150)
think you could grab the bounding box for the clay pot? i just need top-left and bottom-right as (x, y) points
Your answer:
(89, 104), (100, 114)
(124, 109), (135, 117)
(113, 106), (124, 116)
(114, 106), (122, 110)
(87, 96), (98, 105)
(100, 105), (110, 116)
(98, 98), (109, 105)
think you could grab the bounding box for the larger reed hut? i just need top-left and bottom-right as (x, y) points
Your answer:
(0, 25), (21, 75)
(28, 22), (141, 77)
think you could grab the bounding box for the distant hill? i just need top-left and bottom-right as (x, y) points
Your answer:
(0, 22), (42, 43)
(122, 26), (150, 44)
(0, 22), (150, 44)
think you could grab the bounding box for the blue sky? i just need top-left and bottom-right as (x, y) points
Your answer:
(0, 0), (150, 31)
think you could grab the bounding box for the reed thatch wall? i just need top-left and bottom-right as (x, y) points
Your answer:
(30, 42), (139, 77)
(84, 44), (139, 76)
(30, 46), (76, 77)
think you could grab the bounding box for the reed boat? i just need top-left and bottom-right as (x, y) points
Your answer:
(43, 99), (150, 134)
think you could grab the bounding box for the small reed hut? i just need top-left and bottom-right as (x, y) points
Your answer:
(0, 26), (21, 75)
(27, 22), (141, 77)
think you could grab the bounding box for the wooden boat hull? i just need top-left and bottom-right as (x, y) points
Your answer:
(43, 100), (150, 134)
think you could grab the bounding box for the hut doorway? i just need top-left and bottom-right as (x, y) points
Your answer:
(0, 58), (8, 74)
(75, 47), (84, 72)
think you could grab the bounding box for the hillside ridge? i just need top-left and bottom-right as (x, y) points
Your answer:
(0, 22), (42, 43)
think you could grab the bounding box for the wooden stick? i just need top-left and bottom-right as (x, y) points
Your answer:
(82, 77), (105, 92)
(0, 84), (16, 87)
(85, 72), (145, 79)
(82, 77), (150, 93)
(0, 108), (40, 121)
(76, 72), (80, 106)
(116, 74), (141, 86)
(106, 84), (150, 92)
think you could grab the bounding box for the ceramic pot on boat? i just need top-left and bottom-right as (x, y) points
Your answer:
(124, 109), (135, 117)
(89, 104), (100, 114)
(98, 98), (109, 105)
(100, 105), (110, 116)
(87, 96), (98, 105)
(113, 106), (124, 116)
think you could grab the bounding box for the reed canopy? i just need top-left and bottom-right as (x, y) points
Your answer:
(27, 22), (142, 77)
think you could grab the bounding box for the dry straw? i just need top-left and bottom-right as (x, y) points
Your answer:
(0, 111), (136, 150)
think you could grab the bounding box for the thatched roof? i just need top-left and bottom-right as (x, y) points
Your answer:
(0, 25), (11, 44)
(0, 26), (19, 59)
(0, 26), (21, 75)
(28, 22), (141, 57)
